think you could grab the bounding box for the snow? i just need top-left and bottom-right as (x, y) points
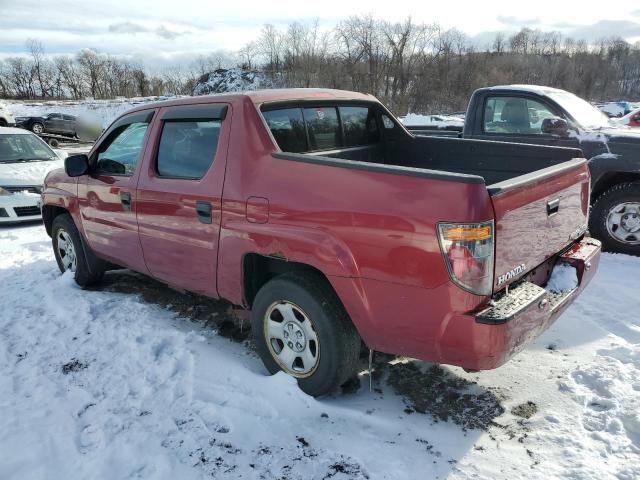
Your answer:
(0, 158), (64, 185)
(400, 113), (464, 129)
(1, 223), (639, 479)
(193, 68), (268, 96)
(5, 97), (180, 129)
(545, 264), (578, 293)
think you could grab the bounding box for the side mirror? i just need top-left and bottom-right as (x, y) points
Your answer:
(542, 117), (569, 137)
(64, 154), (89, 177)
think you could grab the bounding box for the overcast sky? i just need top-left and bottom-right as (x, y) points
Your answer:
(1, 0), (639, 71)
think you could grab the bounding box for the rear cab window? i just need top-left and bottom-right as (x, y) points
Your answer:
(262, 103), (383, 153)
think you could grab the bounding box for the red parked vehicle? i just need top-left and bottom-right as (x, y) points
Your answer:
(41, 89), (600, 396)
(617, 107), (640, 128)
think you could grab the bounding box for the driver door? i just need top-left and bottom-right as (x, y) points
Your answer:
(78, 110), (155, 272)
(44, 114), (62, 133)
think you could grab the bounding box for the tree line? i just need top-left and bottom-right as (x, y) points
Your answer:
(1, 18), (639, 115)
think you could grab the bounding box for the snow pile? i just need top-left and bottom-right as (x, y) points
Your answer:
(193, 68), (268, 96)
(545, 264), (578, 293)
(1, 222), (639, 479)
(400, 113), (464, 129)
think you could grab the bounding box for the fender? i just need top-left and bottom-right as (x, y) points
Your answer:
(217, 220), (362, 305)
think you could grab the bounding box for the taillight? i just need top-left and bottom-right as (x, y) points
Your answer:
(437, 221), (494, 296)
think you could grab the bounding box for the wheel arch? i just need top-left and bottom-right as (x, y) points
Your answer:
(242, 253), (331, 308)
(42, 204), (69, 236)
(592, 171), (640, 200)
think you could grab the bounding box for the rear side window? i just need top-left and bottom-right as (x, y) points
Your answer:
(262, 108), (307, 153)
(156, 120), (221, 179)
(303, 107), (341, 150)
(339, 106), (380, 147)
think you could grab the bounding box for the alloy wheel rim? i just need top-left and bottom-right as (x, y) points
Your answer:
(56, 229), (77, 272)
(33, 124), (43, 134)
(606, 202), (640, 245)
(264, 301), (320, 378)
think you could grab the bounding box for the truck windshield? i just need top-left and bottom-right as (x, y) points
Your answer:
(547, 92), (612, 130)
(0, 134), (58, 163)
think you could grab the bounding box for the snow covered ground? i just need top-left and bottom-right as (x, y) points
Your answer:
(5, 99), (159, 129)
(1, 223), (639, 480)
(400, 113), (464, 129)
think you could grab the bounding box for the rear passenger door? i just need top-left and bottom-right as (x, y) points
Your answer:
(62, 115), (76, 135)
(136, 104), (230, 297)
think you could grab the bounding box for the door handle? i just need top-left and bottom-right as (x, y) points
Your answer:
(547, 198), (560, 217)
(120, 191), (132, 211)
(195, 201), (212, 224)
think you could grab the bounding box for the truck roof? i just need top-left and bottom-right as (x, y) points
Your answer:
(482, 84), (568, 95)
(125, 88), (377, 114)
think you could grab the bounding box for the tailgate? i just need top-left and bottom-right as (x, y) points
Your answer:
(489, 158), (590, 291)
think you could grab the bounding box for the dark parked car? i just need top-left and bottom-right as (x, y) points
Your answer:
(15, 113), (78, 137)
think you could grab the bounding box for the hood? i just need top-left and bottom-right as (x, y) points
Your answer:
(0, 159), (64, 186)
(596, 127), (640, 145)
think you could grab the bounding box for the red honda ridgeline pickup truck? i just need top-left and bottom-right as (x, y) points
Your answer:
(42, 89), (601, 396)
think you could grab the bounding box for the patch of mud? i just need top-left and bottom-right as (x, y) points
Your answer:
(511, 401), (538, 419)
(99, 270), (249, 342)
(386, 362), (505, 431)
(61, 358), (87, 374)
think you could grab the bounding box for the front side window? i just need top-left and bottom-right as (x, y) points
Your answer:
(484, 96), (557, 135)
(339, 106), (380, 147)
(156, 120), (221, 179)
(303, 107), (341, 150)
(96, 120), (150, 175)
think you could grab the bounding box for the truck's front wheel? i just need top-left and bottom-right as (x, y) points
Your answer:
(590, 182), (640, 255)
(52, 214), (104, 287)
(251, 272), (361, 397)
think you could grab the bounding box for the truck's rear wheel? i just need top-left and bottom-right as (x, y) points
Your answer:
(590, 182), (640, 255)
(251, 272), (361, 397)
(52, 214), (104, 287)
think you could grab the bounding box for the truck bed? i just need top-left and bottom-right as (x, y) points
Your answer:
(310, 135), (584, 187)
(297, 134), (589, 292)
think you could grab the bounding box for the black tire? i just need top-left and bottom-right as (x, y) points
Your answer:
(47, 138), (59, 148)
(31, 122), (44, 134)
(590, 182), (640, 255)
(52, 214), (104, 287)
(0, 118), (7, 127)
(251, 271), (361, 397)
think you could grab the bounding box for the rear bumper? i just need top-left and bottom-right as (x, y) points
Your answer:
(330, 237), (601, 371)
(443, 237), (601, 370)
